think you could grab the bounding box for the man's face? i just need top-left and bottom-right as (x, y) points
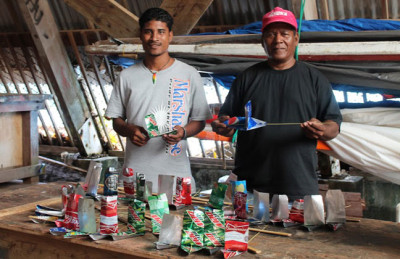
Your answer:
(262, 22), (298, 64)
(140, 20), (173, 57)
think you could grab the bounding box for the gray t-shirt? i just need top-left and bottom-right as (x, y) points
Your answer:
(105, 59), (211, 192)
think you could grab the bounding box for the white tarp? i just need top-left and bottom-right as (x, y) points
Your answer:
(323, 107), (400, 185)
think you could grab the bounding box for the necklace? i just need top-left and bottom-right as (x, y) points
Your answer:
(145, 57), (171, 84)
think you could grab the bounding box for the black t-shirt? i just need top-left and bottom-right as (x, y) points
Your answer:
(220, 61), (342, 200)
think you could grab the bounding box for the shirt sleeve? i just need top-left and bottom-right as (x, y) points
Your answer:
(316, 72), (342, 126)
(105, 75), (126, 120)
(219, 74), (245, 117)
(188, 70), (212, 121)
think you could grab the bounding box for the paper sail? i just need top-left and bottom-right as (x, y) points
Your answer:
(223, 100), (266, 131)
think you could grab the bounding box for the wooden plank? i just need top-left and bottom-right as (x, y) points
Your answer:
(319, 0), (330, 20)
(84, 41), (400, 59)
(160, 0), (214, 35)
(64, 0), (140, 38)
(303, 0), (318, 20)
(16, 0), (91, 156)
(39, 145), (79, 156)
(22, 111), (38, 167)
(0, 112), (23, 168)
(0, 164), (41, 183)
(0, 197), (60, 218)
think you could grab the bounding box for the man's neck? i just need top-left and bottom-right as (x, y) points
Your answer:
(267, 58), (296, 70)
(144, 54), (171, 71)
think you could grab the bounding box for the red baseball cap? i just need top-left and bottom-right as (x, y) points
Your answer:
(262, 7), (298, 32)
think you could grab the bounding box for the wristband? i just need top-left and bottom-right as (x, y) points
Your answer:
(182, 127), (187, 139)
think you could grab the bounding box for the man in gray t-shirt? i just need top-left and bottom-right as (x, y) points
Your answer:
(105, 8), (211, 191)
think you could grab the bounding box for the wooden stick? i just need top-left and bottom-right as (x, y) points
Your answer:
(249, 227), (292, 237)
(0, 197), (60, 218)
(248, 245), (262, 254)
(346, 217), (361, 222)
(39, 155), (87, 174)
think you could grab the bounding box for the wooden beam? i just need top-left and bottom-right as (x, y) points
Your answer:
(319, 0), (330, 20)
(160, 0), (214, 35)
(303, 0), (318, 20)
(381, 0), (389, 19)
(0, 164), (41, 183)
(16, 0), (92, 156)
(63, 0), (140, 38)
(84, 40), (400, 58)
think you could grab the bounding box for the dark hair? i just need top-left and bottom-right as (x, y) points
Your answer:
(139, 8), (173, 31)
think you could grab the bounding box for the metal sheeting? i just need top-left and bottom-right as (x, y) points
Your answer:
(1, 0), (399, 32)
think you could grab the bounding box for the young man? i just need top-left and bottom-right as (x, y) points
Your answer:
(105, 8), (211, 192)
(212, 7), (342, 200)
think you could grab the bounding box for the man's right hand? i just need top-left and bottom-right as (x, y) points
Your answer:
(211, 115), (235, 137)
(128, 125), (150, 146)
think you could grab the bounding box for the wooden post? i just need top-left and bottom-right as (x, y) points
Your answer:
(16, 0), (93, 156)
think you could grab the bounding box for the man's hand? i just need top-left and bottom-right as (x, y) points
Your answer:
(211, 115), (235, 137)
(127, 124), (150, 146)
(301, 118), (339, 141)
(162, 126), (185, 145)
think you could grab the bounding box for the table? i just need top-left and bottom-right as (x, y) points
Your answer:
(0, 181), (399, 259)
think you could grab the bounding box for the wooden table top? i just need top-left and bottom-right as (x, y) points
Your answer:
(0, 181), (399, 259)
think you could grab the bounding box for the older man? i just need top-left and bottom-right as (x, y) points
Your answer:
(212, 7), (342, 200)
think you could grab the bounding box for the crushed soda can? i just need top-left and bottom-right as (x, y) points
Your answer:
(122, 168), (135, 198)
(304, 195), (325, 231)
(148, 193), (170, 234)
(181, 210), (205, 254)
(289, 199), (304, 223)
(78, 197), (96, 233)
(100, 195), (118, 234)
(223, 220), (249, 258)
(30, 215), (58, 224)
(175, 177), (192, 207)
(103, 167), (119, 196)
(252, 190), (270, 222)
(209, 183), (228, 209)
(156, 214), (183, 249)
(127, 199), (146, 235)
(223, 100), (266, 131)
(204, 209), (225, 248)
(231, 180), (248, 212)
(270, 194), (289, 222)
(64, 184), (85, 230)
(61, 185), (73, 212)
(86, 163), (102, 197)
(233, 192), (247, 219)
(325, 190), (346, 231)
(144, 181), (153, 202)
(223, 172), (238, 204)
(136, 172), (145, 201)
(145, 113), (177, 138)
(158, 174), (175, 205)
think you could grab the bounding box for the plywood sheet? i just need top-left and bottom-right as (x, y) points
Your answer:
(0, 112), (23, 168)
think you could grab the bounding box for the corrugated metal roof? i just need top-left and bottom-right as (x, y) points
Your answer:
(0, 0), (399, 33)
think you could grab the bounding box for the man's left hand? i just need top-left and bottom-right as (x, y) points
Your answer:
(301, 118), (325, 140)
(301, 118), (340, 141)
(162, 126), (185, 144)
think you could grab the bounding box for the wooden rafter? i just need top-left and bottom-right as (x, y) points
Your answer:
(160, 0), (214, 35)
(17, 0), (92, 156)
(63, 0), (140, 38)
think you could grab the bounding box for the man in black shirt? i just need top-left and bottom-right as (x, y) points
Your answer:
(211, 7), (342, 200)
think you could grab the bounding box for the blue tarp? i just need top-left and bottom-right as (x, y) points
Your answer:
(195, 18), (400, 35)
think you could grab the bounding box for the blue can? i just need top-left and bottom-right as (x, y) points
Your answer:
(103, 167), (119, 196)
